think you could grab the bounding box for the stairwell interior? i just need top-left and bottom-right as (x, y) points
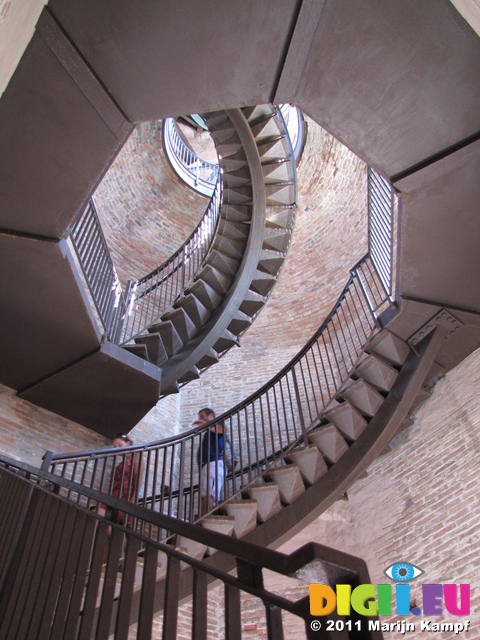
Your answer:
(1, 1), (480, 638)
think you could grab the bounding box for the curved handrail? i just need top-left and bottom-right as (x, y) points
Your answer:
(163, 106), (305, 198)
(44, 253), (391, 525)
(163, 117), (220, 197)
(118, 178), (222, 344)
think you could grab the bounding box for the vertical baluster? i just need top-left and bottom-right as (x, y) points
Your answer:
(192, 569), (208, 640)
(291, 366), (308, 447)
(138, 546), (159, 640)
(225, 583), (242, 640)
(177, 440), (186, 521)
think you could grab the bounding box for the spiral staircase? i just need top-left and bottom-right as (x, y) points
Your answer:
(123, 105), (297, 396)
(1, 1), (480, 638)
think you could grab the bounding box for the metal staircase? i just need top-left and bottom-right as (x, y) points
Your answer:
(117, 105), (297, 395)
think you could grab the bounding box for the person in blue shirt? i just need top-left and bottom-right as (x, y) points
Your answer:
(194, 407), (225, 515)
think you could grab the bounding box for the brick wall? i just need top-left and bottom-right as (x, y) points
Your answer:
(94, 121), (208, 286)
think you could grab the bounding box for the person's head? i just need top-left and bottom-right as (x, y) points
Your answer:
(198, 407), (215, 422)
(113, 433), (133, 448)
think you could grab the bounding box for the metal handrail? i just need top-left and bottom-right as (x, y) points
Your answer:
(44, 254), (391, 526)
(163, 106), (305, 198)
(0, 457), (380, 640)
(118, 177), (222, 344)
(163, 117), (220, 196)
(69, 200), (125, 341)
(368, 166), (396, 302)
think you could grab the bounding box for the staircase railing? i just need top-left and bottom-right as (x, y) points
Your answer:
(118, 177), (222, 344)
(69, 199), (125, 341)
(163, 117), (220, 197)
(69, 177), (222, 345)
(163, 106), (305, 198)
(53, 167), (397, 527)
(368, 166), (396, 302)
(43, 253), (392, 526)
(0, 456), (381, 640)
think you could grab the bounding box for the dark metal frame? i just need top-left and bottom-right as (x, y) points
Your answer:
(0, 456), (383, 640)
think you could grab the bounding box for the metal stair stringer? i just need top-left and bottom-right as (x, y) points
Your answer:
(158, 106), (296, 395)
(241, 325), (446, 551)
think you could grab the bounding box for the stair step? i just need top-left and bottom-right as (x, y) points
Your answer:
(246, 483), (282, 523)
(221, 203), (252, 224)
(186, 280), (222, 311)
(263, 227), (291, 253)
(123, 343), (148, 360)
(213, 329), (239, 353)
(161, 307), (197, 343)
(354, 353), (398, 392)
(220, 152), (249, 173)
(309, 424), (349, 463)
(135, 333), (168, 367)
(214, 139), (244, 158)
(197, 264), (232, 294)
(178, 366), (200, 384)
(213, 235), (246, 260)
(242, 105), (275, 124)
(223, 186), (252, 206)
(175, 536), (207, 561)
(324, 402), (368, 440)
(285, 446), (328, 485)
(148, 320), (183, 356)
(161, 380), (180, 395)
(249, 112), (279, 140)
(221, 168), (251, 189)
(264, 465), (305, 504)
(209, 249), (241, 277)
(239, 290), (265, 318)
(341, 379), (384, 417)
(266, 207), (294, 230)
(223, 500), (258, 538)
(200, 515), (235, 554)
(250, 270), (277, 296)
(174, 294), (211, 328)
(367, 330), (410, 366)
(217, 219), (250, 241)
(256, 136), (290, 162)
(195, 348), (220, 369)
(202, 111), (232, 131)
(265, 182), (296, 207)
(257, 250), (285, 276)
(208, 124), (236, 143)
(262, 158), (294, 182)
(228, 311), (252, 336)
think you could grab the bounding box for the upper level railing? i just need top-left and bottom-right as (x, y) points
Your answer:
(0, 457), (381, 640)
(70, 177), (222, 345)
(163, 106), (305, 197)
(118, 177), (222, 344)
(368, 166), (396, 302)
(69, 199), (124, 341)
(44, 253), (391, 527)
(163, 116), (220, 197)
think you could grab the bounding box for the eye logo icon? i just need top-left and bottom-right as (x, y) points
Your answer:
(384, 562), (424, 582)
